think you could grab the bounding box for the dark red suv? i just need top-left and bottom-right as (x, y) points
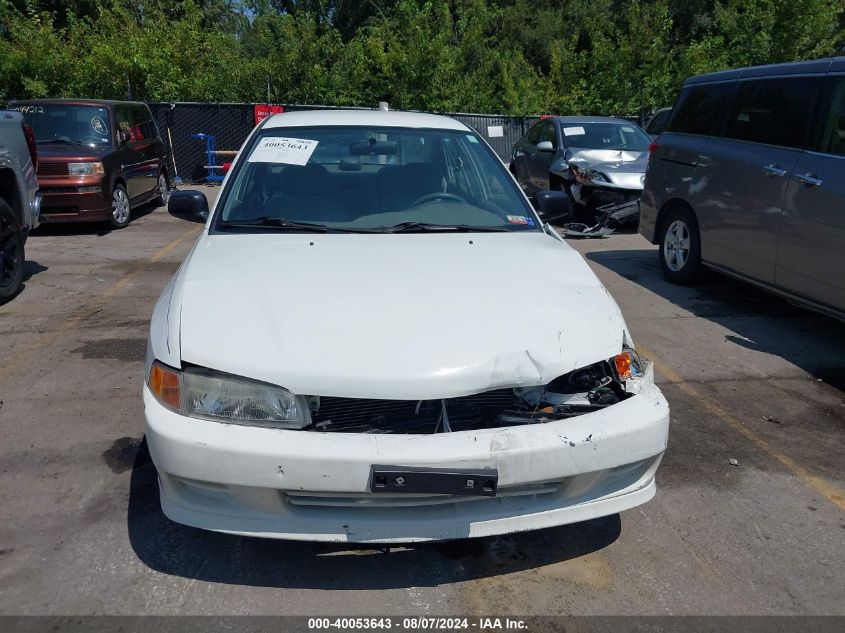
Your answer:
(10, 100), (169, 229)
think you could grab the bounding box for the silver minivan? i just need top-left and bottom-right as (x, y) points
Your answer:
(640, 57), (845, 320)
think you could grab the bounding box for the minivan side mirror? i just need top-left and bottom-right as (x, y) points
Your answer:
(534, 190), (572, 222)
(536, 140), (555, 152)
(168, 190), (209, 222)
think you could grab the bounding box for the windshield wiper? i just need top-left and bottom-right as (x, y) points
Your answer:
(36, 139), (85, 146)
(217, 217), (330, 232)
(384, 221), (511, 233)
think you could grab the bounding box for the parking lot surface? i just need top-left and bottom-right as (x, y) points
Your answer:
(0, 188), (843, 616)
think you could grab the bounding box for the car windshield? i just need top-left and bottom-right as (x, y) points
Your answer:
(216, 126), (539, 232)
(561, 122), (650, 151)
(14, 104), (112, 147)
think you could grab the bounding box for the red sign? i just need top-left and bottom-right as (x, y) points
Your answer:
(254, 104), (285, 126)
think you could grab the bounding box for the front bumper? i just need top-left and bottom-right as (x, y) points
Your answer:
(571, 182), (642, 210)
(38, 178), (110, 223)
(143, 368), (669, 543)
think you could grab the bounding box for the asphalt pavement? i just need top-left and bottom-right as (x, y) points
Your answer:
(0, 187), (842, 616)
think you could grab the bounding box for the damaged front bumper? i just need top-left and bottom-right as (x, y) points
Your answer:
(143, 364), (669, 543)
(570, 181), (642, 210)
(561, 200), (641, 238)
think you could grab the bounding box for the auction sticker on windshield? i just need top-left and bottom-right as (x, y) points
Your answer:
(248, 137), (319, 166)
(563, 126), (586, 136)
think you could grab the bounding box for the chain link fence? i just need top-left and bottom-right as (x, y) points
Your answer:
(148, 102), (540, 184)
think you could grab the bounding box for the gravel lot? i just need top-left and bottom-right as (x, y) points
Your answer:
(0, 187), (843, 616)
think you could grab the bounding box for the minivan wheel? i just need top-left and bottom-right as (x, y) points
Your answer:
(110, 184), (131, 229)
(658, 207), (702, 284)
(153, 172), (169, 207)
(0, 200), (25, 300)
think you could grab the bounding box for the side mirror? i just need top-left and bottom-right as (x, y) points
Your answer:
(534, 190), (572, 222)
(536, 140), (555, 153)
(168, 190), (209, 223)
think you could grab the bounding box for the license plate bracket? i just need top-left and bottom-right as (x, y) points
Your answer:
(370, 465), (498, 497)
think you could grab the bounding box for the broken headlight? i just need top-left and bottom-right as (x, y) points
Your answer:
(569, 164), (609, 185)
(509, 348), (644, 422)
(147, 361), (311, 428)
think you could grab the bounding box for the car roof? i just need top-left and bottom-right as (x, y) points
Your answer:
(9, 99), (147, 108)
(684, 56), (843, 86)
(548, 116), (636, 125)
(263, 109), (470, 131)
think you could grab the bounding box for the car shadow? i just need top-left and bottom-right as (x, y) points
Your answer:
(0, 261), (48, 306)
(23, 260), (48, 281)
(586, 249), (845, 391)
(127, 440), (621, 589)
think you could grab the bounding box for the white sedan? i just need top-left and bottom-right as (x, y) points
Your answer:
(144, 110), (669, 543)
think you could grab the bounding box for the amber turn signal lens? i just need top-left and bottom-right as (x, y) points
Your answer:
(149, 361), (181, 410)
(613, 352), (634, 380)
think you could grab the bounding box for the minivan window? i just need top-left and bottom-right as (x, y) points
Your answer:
(814, 75), (845, 157)
(723, 77), (822, 149)
(666, 82), (735, 136)
(15, 104), (112, 147)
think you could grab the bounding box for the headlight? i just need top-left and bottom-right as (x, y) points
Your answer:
(68, 162), (104, 176)
(147, 361), (311, 429)
(611, 347), (644, 381)
(569, 164), (608, 184)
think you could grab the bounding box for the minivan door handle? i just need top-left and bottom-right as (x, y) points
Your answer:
(762, 164), (787, 177)
(795, 173), (823, 187)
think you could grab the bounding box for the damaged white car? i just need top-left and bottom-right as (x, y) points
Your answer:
(144, 110), (669, 542)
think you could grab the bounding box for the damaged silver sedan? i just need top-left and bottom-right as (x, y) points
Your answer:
(145, 110), (670, 542)
(511, 116), (650, 236)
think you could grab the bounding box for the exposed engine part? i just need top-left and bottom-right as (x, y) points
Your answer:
(306, 360), (630, 434)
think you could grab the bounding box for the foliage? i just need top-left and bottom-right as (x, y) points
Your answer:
(1, 0), (842, 115)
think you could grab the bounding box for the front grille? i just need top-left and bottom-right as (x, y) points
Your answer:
(308, 389), (521, 434)
(37, 162), (68, 176)
(41, 186), (79, 194)
(284, 482), (561, 508)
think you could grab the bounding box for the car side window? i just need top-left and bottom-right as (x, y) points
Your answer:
(647, 109), (671, 135)
(115, 107), (133, 143)
(814, 75), (845, 157)
(539, 121), (557, 146)
(525, 123), (543, 144)
(723, 77), (822, 149)
(136, 106), (159, 141)
(667, 82), (735, 136)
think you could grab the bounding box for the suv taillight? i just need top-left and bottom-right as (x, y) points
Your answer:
(648, 142), (659, 156)
(21, 123), (37, 172)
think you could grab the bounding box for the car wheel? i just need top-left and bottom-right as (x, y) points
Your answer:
(153, 172), (170, 207)
(658, 206), (702, 284)
(110, 184), (131, 229)
(0, 200), (25, 300)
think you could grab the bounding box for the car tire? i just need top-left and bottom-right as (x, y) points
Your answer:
(0, 200), (25, 300)
(109, 183), (131, 229)
(658, 206), (702, 284)
(153, 171), (170, 207)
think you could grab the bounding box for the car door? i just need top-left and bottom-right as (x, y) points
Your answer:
(512, 122), (542, 195)
(114, 105), (145, 200)
(775, 73), (845, 313)
(130, 105), (161, 198)
(691, 75), (822, 284)
(529, 120), (558, 192)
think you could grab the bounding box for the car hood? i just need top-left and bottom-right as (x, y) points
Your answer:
(556, 148), (648, 190)
(172, 232), (628, 400)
